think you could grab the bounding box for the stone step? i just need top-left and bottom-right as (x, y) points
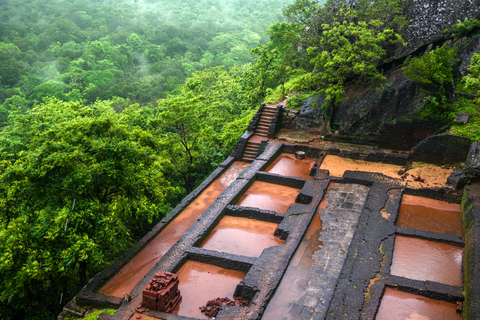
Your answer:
(241, 156), (256, 162)
(256, 132), (268, 137)
(259, 116), (274, 122)
(260, 113), (273, 117)
(243, 152), (257, 158)
(263, 107), (277, 112)
(258, 119), (272, 125)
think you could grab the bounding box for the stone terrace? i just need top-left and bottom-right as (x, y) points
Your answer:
(60, 132), (480, 320)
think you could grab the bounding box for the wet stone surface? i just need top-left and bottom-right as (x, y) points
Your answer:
(263, 183), (369, 320)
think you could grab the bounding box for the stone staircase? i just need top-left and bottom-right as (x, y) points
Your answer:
(241, 141), (261, 162)
(254, 106), (277, 137)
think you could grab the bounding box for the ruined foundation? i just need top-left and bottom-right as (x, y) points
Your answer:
(60, 128), (480, 320)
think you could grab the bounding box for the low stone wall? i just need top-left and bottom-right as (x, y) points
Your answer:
(462, 185), (480, 320)
(378, 118), (447, 150)
(408, 133), (472, 165)
(247, 103), (264, 132)
(67, 156), (237, 312)
(268, 105), (283, 138)
(231, 131), (255, 160)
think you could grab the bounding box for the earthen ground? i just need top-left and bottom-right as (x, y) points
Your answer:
(320, 155), (455, 188)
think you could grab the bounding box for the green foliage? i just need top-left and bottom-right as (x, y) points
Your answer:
(306, 7), (403, 127)
(283, 0), (323, 25)
(286, 91), (319, 109)
(0, 99), (180, 319)
(0, 0), (287, 108)
(243, 22), (300, 105)
(451, 55), (480, 141)
(403, 44), (458, 118)
(448, 18), (480, 37)
(451, 97), (480, 141)
(462, 53), (480, 96)
(67, 309), (116, 320)
(155, 66), (252, 192)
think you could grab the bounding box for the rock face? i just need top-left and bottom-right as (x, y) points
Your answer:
(295, 94), (326, 132)
(407, 133), (472, 165)
(456, 35), (480, 78)
(336, 68), (425, 135)
(284, 0), (480, 137)
(398, 0), (480, 58)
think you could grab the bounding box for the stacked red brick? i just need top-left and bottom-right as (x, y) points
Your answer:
(200, 297), (249, 318)
(142, 272), (181, 313)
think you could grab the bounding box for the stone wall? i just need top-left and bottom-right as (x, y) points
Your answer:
(407, 133), (472, 165)
(397, 0), (480, 59)
(462, 185), (480, 320)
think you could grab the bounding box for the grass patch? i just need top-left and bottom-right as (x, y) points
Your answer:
(264, 73), (319, 106)
(66, 308), (116, 320)
(285, 91), (320, 109)
(450, 97), (480, 140)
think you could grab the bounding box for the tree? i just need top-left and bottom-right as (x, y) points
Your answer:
(155, 66), (252, 192)
(306, 8), (403, 129)
(403, 44), (458, 118)
(463, 53), (480, 96)
(243, 22), (299, 104)
(0, 99), (177, 320)
(0, 43), (24, 88)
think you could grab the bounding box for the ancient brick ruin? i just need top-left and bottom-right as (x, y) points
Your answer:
(141, 272), (181, 313)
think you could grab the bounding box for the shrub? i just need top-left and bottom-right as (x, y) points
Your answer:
(403, 44), (458, 119)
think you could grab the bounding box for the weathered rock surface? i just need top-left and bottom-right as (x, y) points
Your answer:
(336, 68), (425, 135)
(398, 0), (480, 59)
(281, 108), (300, 129)
(456, 35), (480, 78)
(295, 94), (326, 132)
(407, 133), (472, 165)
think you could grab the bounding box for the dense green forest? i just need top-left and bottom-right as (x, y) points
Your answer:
(0, 0), (286, 109)
(0, 0), (285, 318)
(1, 0), (480, 319)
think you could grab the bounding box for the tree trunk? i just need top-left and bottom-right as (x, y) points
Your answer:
(79, 261), (87, 287)
(328, 99), (335, 132)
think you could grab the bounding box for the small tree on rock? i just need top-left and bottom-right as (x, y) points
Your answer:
(306, 8), (403, 130)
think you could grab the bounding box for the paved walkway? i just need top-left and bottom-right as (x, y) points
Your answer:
(262, 183), (369, 320)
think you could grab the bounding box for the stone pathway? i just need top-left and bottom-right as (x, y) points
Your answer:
(262, 183), (369, 320)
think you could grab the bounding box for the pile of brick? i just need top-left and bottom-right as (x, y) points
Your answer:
(142, 272), (181, 313)
(200, 297), (249, 318)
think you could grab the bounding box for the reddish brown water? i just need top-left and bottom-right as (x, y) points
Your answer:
(264, 153), (316, 179)
(173, 261), (246, 319)
(236, 181), (300, 213)
(376, 287), (461, 320)
(390, 236), (463, 287)
(99, 162), (249, 298)
(262, 196), (329, 319)
(130, 314), (163, 320)
(396, 195), (463, 236)
(199, 216), (284, 257)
